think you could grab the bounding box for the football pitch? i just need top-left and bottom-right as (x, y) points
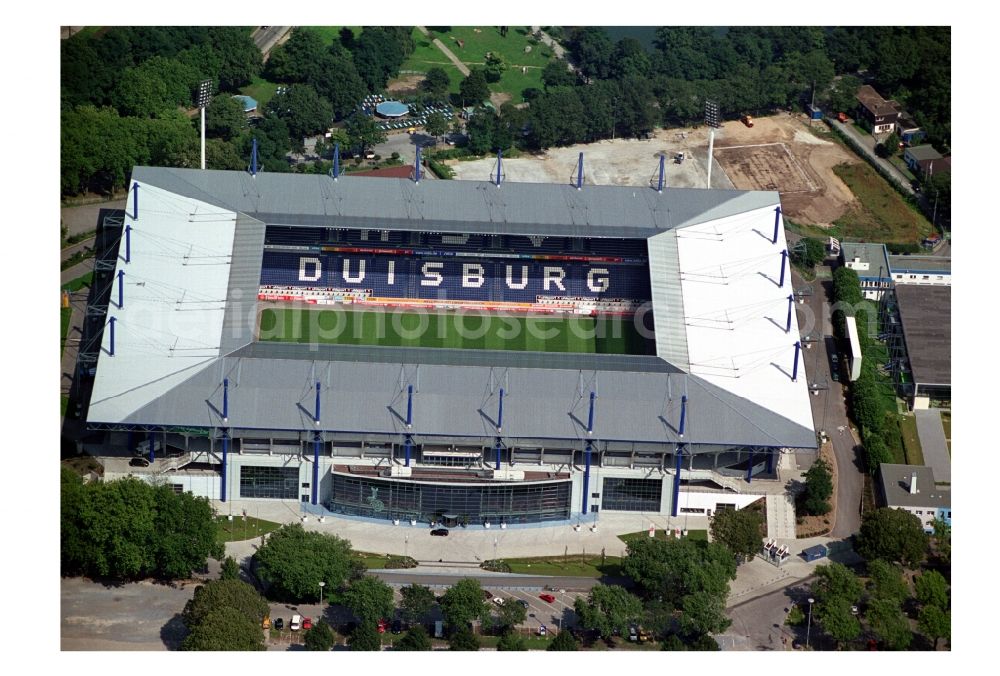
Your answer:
(258, 307), (653, 355)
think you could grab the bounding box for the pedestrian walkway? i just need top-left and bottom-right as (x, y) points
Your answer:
(766, 492), (798, 540)
(416, 26), (471, 78)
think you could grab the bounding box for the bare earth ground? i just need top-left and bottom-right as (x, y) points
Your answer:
(450, 114), (860, 228)
(714, 114), (861, 226)
(386, 74), (424, 95)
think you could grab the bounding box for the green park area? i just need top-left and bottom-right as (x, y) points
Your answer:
(214, 515), (282, 545)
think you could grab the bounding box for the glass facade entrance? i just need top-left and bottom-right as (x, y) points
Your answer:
(329, 473), (571, 524)
(600, 477), (662, 512)
(240, 465), (299, 499)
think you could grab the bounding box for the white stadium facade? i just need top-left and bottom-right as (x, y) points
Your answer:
(76, 163), (817, 526)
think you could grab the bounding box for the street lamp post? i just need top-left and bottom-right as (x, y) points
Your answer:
(318, 581), (326, 606)
(806, 597), (815, 649)
(195, 79), (213, 170)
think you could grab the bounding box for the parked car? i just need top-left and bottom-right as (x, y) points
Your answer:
(538, 624), (547, 637)
(492, 596), (505, 606)
(482, 589), (494, 600)
(430, 528), (449, 536)
(273, 618), (284, 630)
(302, 617), (313, 630)
(262, 615), (271, 630)
(377, 619), (388, 634)
(628, 625), (638, 642)
(830, 352), (841, 382)
(129, 457), (150, 467)
(517, 600), (529, 609)
(391, 619), (403, 634)
(290, 614), (302, 631)
(539, 593), (556, 603)
(837, 112), (848, 123)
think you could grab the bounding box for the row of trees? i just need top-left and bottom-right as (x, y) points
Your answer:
(61, 468), (222, 579)
(802, 507), (949, 650)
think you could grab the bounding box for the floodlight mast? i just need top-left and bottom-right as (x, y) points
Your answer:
(196, 80), (213, 170)
(704, 100), (720, 189)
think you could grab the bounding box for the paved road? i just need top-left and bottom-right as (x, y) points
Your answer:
(793, 266), (864, 537)
(373, 570), (603, 591)
(831, 117), (914, 195)
(252, 26), (291, 59)
(720, 578), (815, 651)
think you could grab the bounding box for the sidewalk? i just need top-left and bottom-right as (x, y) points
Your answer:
(416, 27), (471, 78)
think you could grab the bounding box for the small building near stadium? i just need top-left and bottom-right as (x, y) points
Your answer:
(78, 164), (816, 525)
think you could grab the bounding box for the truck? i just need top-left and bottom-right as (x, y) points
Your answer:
(741, 114), (754, 128)
(837, 112), (848, 123)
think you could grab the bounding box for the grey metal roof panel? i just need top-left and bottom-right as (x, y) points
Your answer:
(647, 230), (689, 370)
(113, 357), (816, 449)
(130, 167), (776, 239)
(220, 214), (265, 354)
(895, 284), (951, 386)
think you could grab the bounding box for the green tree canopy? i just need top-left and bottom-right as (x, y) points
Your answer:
(459, 68), (490, 106)
(679, 590), (731, 636)
(448, 625), (481, 651)
(396, 624), (432, 651)
(866, 559), (909, 604)
(344, 111), (387, 155)
(348, 620), (382, 651)
(422, 67), (451, 97)
(253, 524), (357, 602)
(856, 508), (928, 567)
(182, 579), (269, 629)
(709, 506), (764, 563)
(220, 556), (240, 581)
(918, 604), (950, 649)
(573, 584), (644, 640)
(866, 598), (912, 650)
(304, 619), (336, 651)
(816, 596), (861, 646)
(483, 52), (508, 83)
(914, 570), (949, 610)
(343, 575), (395, 626)
(181, 606), (265, 651)
(622, 536), (737, 608)
(61, 469), (221, 579)
(801, 457), (834, 515)
(439, 578), (490, 630)
(527, 86), (587, 149)
(205, 94), (248, 141)
(541, 60), (578, 89)
(400, 584), (437, 625)
(548, 629), (579, 651)
(494, 597), (527, 631)
(424, 112), (450, 140)
(497, 630), (527, 651)
(812, 562), (864, 606)
(266, 84), (334, 141)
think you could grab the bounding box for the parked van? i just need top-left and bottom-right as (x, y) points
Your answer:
(434, 620), (444, 638)
(290, 614), (302, 631)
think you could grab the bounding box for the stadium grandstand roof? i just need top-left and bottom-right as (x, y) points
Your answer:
(86, 167), (816, 450)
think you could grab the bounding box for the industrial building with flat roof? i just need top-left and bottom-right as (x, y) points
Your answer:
(77, 165), (816, 525)
(877, 463), (950, 532)
(882, 284), (951, 409)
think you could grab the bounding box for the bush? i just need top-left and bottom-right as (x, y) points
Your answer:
(426, 158), (454, 179)
(480, 559), (511, 573)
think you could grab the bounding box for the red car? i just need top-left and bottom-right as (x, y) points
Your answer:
(377, 619), (388, 634)
(539, 593), (556, 603)
(302, 617), (313, 630)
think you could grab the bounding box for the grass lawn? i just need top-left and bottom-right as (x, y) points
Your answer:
(832, 163), (934, 244)
(940, 411), (951, 454)
(898, 414), (925, 465)
(618, 529), (708, 544)
(259, 307), (651, 355)
(62, 271), (93, 293)
(301, 26), (360, 45)
(403, 26), (556, 103)
(214, 515), (282, 544)
(500, 554), (623, 578)
(240, 76), (280, 109)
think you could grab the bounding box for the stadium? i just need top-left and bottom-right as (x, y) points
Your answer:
(79, 157), (816, 527)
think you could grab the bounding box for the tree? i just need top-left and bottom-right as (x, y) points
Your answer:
(497, 630), (527, 650)
(343, 575), (395, 626)
(876, 131), (901, 158)
(400, 584), (436, 625)
(344, 112), (387, 156)
(181, 606), (266, 651)
(660, 634), (686, 651)
(348, 620), (382, 651)
(568, 27), (614, 80)
(827, 74), (862, 114)
(422, 67), (451, 98)
(483, 52), (508, 83)
(424, 112), (449, 141)
(866, 559), (909, 604)
(448, 625), (480, 651)
(494, 598), (527, 631)
(396, 624), (432, 651)
(684, 632), (721, 651)
(861, 429), (892, 473)
(527, 86), (587, 149)
(914, 570), (949, 610)
(541, 60), (577, 89)
(801, 457), (834, 516)
(182, 579), (269, 629)
(816, 596), (861, 646)
(220, 556), (240, 581)
(709, 506), (763, 563)
(622, 536), (736, 608)
(253, 524), (357, 602)
(439, 578), (490, 630)
(459, 68), (490, 107)
(679, 590), (731, 636)
(791, 237), (826, 271)
(811, 562), (864, 607)
(930, 518), (951, 568)
(353, 27), (412, 91)
(205, 94), (248, 141)
(548, 630), (579, 650)
(918, 604), (950, 649)
(265, 84), (334, 142)
(304, 619), (336, 651)
(866, 598), (912, 650)
(110, 66), (172, 117)
(573, 584), (644, 639)
(856, 508), (928, 567)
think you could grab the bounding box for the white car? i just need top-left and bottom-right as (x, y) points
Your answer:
(492, 596), (505, 606)
(290, 614), (302, 631)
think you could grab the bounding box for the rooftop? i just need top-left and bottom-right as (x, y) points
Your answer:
(894, 285), (951, 386)
(906, 145), (943, 162)
(878, 463), (950, 509)
(889, 255), (952, 275)
(841, 241), (891, 277)
(856, 85), (899, 117)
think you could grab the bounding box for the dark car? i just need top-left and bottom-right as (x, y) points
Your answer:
(482, 589), (494, 600)
(391, 619), (403, 634)
(517, 599), (529, 609)
(430, 528), (449, 536)
(129, 457), (150, 467)
(830, 352), (841, 382)
(273, 618), (284, 630)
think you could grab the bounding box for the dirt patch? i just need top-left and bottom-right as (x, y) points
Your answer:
(490, 91), (512, 109)
(714, 114), (862, 227)
(795, 441), (836, 538)
(386, 74), (425, 95)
